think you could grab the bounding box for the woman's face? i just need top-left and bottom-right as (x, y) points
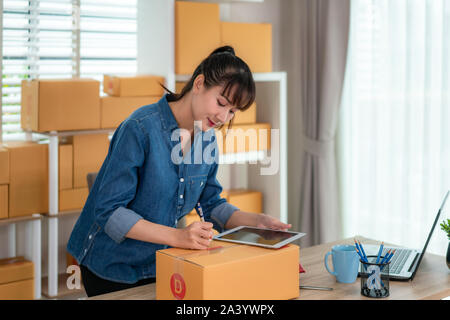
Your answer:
(191, 75), (239, 132)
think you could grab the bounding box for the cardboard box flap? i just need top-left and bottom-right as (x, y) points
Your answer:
(160, 241), (297, 267)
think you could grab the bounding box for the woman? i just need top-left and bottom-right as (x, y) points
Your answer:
(67, 45), (291, 297)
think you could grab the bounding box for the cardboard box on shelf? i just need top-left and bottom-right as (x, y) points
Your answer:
(3, 141), (48, 218)
(232, 102), (257, 125)
(73, 133), (110, 188)
(0, 147), (9, 184)
(0, 256), (34, 300)
(66, 252), (78, 268)
(59, 143), (73, 190)
(59, 188), (89, 212)
(227, 189), (262, 214)
(103, 75), (165, 97)
(21, 78), (100, 132)
(100, 96), (160, 129)
(156, 240), (299, 300)
(221, 22), (272, 73)
(0, 185), (8, 220)
(184, 190), (229, 227)
(175, 1), (221, 75)
(220, 123), (271, 154)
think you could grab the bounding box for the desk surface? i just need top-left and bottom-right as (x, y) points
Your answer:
(89, 236), (450, 300)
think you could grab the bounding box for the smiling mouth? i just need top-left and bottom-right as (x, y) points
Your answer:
(207, 117), (217, 127)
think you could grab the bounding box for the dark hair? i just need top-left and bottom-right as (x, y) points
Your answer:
(160, 45), (256, 131)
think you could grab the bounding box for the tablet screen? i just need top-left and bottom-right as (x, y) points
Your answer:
(219, 227), (297, 246)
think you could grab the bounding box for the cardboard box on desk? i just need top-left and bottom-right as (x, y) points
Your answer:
(156, 240), (299, 300)
(103, 75), (165, 97)
(3, 141), (48, 218)
(100, 96), (160, 129)
(21, 79), (100, 132)
(0, 256), (34, 300)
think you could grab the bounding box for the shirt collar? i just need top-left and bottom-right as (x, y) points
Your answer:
(158, 93), (179, 132)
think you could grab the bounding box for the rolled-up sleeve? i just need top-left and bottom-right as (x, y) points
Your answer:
(94, 119), (147, 243)
(198, 160), (239, 233)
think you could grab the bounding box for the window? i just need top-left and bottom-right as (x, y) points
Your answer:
(1, 0), (137, 141)
(338, 0), (450, 255)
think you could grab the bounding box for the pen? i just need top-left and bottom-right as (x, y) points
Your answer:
(300, 285), (333, 291)
(358, 240), (368, 262)
(195, 202), (205, 222)
(376, 242), (384, 264)
(379, 249), (391, 265)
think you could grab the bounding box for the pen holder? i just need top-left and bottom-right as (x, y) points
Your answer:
(360, 255), (390, 298)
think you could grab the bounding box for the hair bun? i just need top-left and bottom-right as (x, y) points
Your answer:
(210, 45), (235, 57)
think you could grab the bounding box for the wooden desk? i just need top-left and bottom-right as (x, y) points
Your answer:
(89, 236), (450, 300)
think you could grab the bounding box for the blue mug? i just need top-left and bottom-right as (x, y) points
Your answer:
(324, 245), (360, 283)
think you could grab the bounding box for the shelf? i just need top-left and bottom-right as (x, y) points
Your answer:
(24, 128), (115, 138)
(0, 214), (42, 227)
(219, 150), (265, 164)
(42, 210), (82, 219)
(41, 272), (86, 299)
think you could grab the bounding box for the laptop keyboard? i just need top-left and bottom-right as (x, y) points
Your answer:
(381, 248), (411, 274)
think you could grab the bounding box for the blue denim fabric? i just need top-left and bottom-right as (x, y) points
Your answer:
(66, 94), (239, 284)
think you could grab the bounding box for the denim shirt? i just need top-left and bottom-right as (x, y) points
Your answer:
(66, 94), (239, 284)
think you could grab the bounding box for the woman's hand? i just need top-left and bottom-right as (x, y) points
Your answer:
(176, 221), (214, 250)
(255, 214), (292, 231)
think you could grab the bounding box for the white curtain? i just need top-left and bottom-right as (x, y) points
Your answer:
(338, 0), (450, 255)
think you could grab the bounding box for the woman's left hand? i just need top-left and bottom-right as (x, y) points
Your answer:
(255, 214), (292, 231)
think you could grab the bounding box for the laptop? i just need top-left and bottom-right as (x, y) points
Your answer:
(359, 190), (449, 281)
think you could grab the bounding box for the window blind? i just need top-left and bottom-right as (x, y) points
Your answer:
(1, 0), (137, 141)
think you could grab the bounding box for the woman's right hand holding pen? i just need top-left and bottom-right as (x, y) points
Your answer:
(176, 221), (214, 250)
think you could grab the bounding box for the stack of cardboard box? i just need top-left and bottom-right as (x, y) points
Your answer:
(100, 75), (165, 129)
(0, 257), (34, 300)
(58, 134), (109, 212)
(184, 189), (263, 229)
(0, 141), (48, 219)
(175, 1), (272, 75)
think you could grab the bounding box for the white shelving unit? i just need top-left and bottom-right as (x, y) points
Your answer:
(25, 128), (115, 298)
(141, 0), (288, 223)
(2, 214), (42, 299)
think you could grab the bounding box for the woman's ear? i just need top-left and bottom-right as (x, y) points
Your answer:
(192, 74), (204, 94)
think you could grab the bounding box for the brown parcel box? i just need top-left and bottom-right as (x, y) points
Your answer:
(220, 123), (271, 154)
(175, 1), (221, 75)
(73, 134), (110, 188)
(21, 79), (100, 132)
(59, 188), (89, 212)
(0, 147), (9, 184)
(156, 240), (299, 300)
(185, 189), (262, 227)
(100, 96), (160, 128)
(3, 141), (48, 218)
(221, 22), (272, 73)
(0, 257), (34, 300)
(59, 143), (73, 190)
(0, 185), (8, 219)
(103, 75), (165, 97)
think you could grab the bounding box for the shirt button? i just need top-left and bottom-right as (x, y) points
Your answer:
(180, 178), (184, 182)
(84, 249), (87, 254)
(88, 234), (92, 240)
(180, 194), (183, 199)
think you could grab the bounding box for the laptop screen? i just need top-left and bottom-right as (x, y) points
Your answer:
(410, 190), (449, 280)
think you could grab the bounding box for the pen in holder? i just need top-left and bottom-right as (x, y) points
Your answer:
(360, 255), (390, 298)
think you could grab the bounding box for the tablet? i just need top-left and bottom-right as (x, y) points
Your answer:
(213, 226), (306, 249)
